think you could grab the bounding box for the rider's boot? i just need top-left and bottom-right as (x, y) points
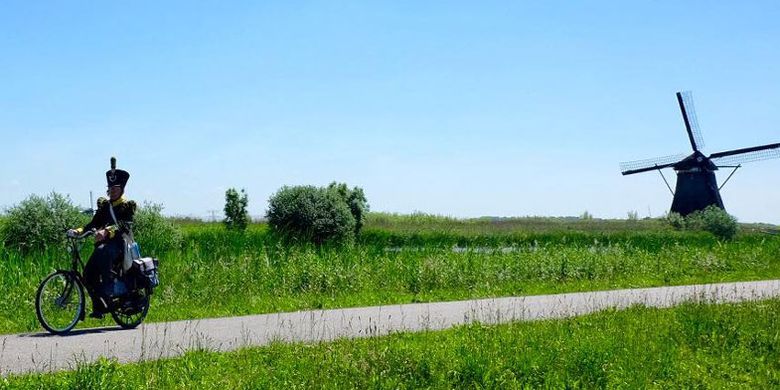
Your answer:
(89, 297), (108, 319)
(89, 311), (105, 319)
(89, 288), (110, 319)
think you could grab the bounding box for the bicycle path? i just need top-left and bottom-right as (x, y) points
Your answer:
(2, 279), (779, 376)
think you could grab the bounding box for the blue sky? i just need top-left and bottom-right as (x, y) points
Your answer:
(1, 1), (779, 223)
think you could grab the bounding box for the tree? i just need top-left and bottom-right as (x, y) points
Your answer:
(223, 188), (249, 231)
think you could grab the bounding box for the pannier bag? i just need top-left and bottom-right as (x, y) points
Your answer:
(132, 257), (160, 289)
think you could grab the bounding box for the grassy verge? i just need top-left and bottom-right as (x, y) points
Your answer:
(4, 299), (779, 388)
(1, 225), (779, 335)
(0, 219), (780, 333)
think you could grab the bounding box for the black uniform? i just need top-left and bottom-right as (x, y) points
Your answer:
(75, 161), (136, 313)
(77, 196), (136, 311)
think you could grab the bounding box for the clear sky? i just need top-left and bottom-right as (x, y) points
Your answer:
(1, 1), (779, 223)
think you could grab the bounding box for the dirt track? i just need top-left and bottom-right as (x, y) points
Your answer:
(2, 280), (779, 376)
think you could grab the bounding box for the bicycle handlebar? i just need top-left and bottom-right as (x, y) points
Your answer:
(68, 229), (95, 240)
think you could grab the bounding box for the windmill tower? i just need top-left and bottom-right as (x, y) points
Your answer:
(620, 91), (780, 216)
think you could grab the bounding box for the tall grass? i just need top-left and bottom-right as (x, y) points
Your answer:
(5, 299), (779, 388)
(365, 212), (675, 234)
(1, 220), (779, 334)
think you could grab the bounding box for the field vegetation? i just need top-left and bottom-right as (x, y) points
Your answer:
(0, 209), (778, 335)
(4, 299), (779, 388)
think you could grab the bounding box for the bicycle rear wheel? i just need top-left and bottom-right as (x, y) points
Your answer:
(111, 288), (150, 329)
(36, 271), (84, 335)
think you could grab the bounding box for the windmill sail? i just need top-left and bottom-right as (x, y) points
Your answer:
(709, 142), (780, 166)
(620, 91), (779, 216)
(620, 153), (687, 175)
(676, 91), (705, 152)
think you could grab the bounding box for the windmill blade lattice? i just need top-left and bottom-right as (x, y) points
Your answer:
(620, 153), (687, 175)
(678, 91), (706, 151)
(710, 143), (780, 166)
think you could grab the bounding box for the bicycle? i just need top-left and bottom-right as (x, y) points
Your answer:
(35, 230), (155, 335)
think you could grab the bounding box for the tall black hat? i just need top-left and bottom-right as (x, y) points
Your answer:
(106, 157), (130, 188)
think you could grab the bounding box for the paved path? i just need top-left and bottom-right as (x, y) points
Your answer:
(2, 280), (779, 376)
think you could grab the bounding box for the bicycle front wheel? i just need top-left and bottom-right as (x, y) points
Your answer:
(36, 271), (84, 335)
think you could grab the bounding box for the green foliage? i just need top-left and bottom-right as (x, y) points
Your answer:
(7, 300), (780, 388)
(133, 202), (182, 254)
(327, 182), (369, 235)
(266, 184), (366, 245)
(1, 220), (778, 335)
(0, 192), (89, 253)
(686, 206), (739, 240)
(666, 212), (686, 230)
(223, 188), (249, 231)
(666, 206), (739, 240)
(0, 216), (776, 336)
(627, 210), (639, 221)
(580, 210), (593, 220)
(365, 212), (675, 236)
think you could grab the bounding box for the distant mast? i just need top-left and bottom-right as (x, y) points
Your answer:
(84, 191), (95, 216)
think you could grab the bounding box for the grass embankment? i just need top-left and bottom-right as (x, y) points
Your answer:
(5, 299), (779, 388)
(1, 217), (779, 335)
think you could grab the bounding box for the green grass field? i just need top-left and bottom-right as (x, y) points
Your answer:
(4, 299), (779, 388)
(0, 215), (778, 335)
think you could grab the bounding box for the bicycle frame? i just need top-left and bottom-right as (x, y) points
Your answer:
(63, 231), (143, 308)
(60, 231), (94, 306)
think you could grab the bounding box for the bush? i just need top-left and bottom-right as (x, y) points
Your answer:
(666, 212), (686, 230)
(327, 182), (369, 235)
(223, 188), (249, 231)
(1, 192), (89, 253)
(267, 184), (365, 245)
(666, 206), (738, 240)
(133, 202), (182, 253)
(685, 206), (739, 240)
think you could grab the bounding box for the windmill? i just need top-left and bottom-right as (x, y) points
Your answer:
(620, 91), (780, 216)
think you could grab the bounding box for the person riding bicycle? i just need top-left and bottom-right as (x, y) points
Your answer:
(67, 157), (137, 318)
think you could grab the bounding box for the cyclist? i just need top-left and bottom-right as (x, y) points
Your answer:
(68, 158), (137, 318)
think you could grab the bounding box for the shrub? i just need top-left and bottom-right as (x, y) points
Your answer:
(666, 212), (686, 230)
(665, 206), (738, 240)
(327, 182), (369, 235)
(266, 185), (360, 245)
(685, 206), (739, 240)
(133, 202), (182, 254)
(1, 192), (89, 253)
(223, 188), (249, 231)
